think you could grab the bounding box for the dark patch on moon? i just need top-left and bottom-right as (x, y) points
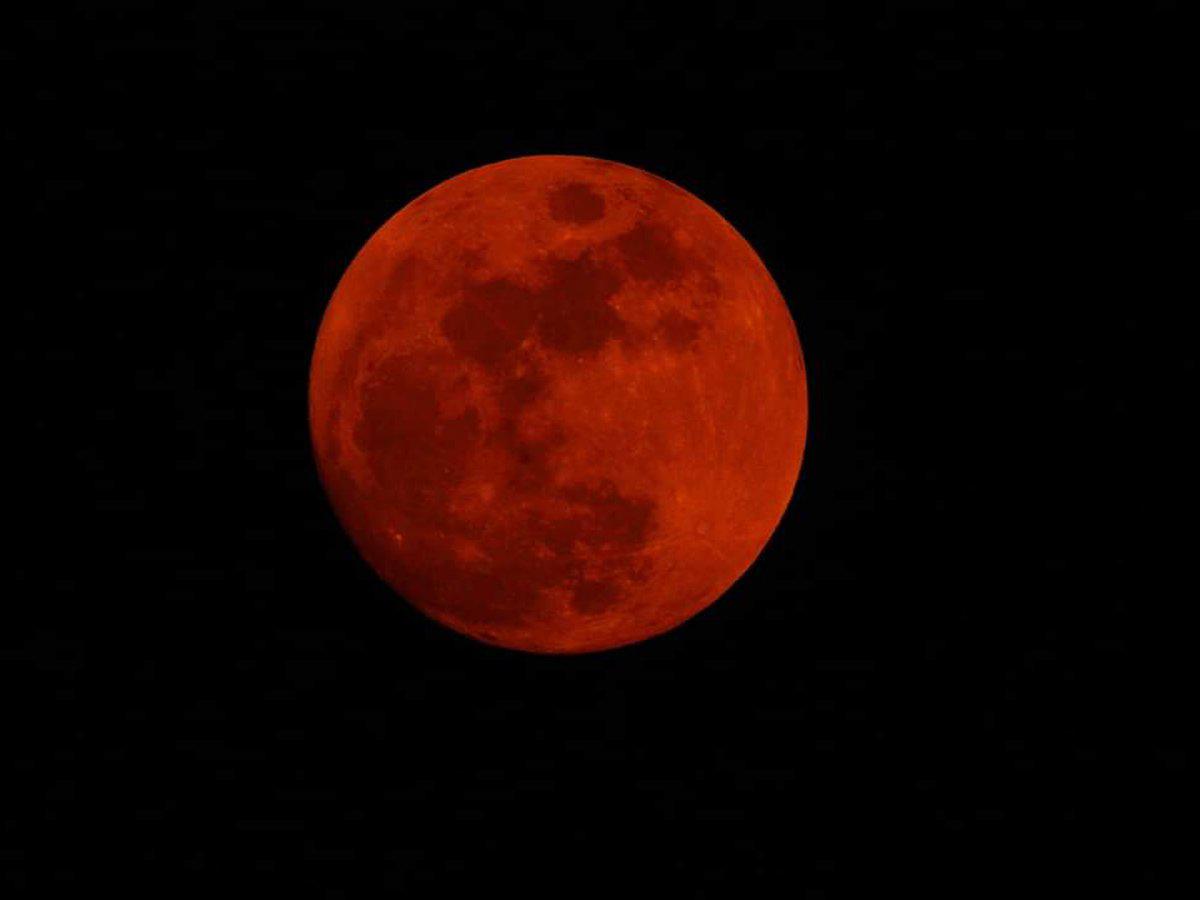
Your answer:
(497, 365), (546, 416)
(614, 219), (687, 283)
(440, 212), (708, 376)
(559, 479), (655, 553)
(385, 254), (419, 300)
(534, 253), (625, 355)
(572, 579), (621, 614)
(440, 252), (626, 367)
(440, 278), (542, 368)
(354, 352), (481, 500)
(655, 309), (703, 350)
(548, 182), (606, 224)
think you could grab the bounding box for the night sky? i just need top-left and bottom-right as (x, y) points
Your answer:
(8, 2), (1190, 894)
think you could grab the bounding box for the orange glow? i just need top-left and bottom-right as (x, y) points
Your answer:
(309, 156), (807, 652)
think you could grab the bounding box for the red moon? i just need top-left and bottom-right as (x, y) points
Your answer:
(309, 156), (807, 653)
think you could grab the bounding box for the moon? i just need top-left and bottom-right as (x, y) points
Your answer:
(309, 156), (807, 653)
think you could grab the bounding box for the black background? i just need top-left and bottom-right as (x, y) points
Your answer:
(7, 1), (1192, 895)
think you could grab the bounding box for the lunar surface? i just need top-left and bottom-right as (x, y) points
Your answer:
(309, 155), (807, 653)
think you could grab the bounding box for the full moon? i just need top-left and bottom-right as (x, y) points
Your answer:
(310, 156), (807, 653)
